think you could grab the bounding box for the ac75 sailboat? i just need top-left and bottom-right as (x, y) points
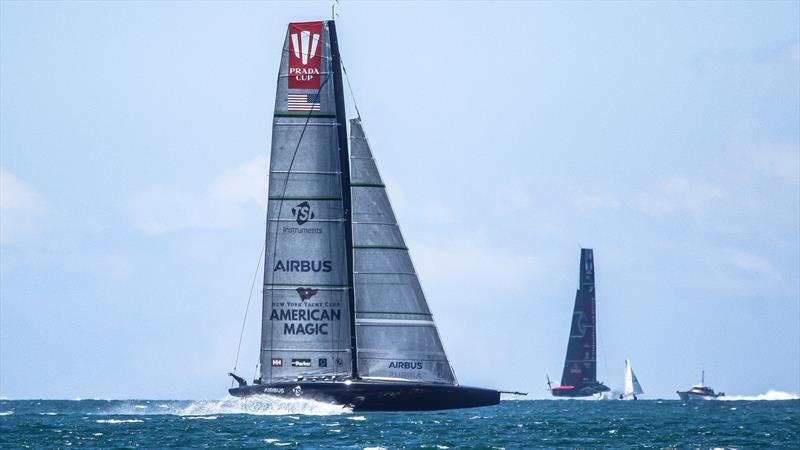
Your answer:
(549, 249), (610, 397)
(227, 20), (501, 411)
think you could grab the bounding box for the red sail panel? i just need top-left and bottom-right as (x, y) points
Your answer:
(287, 21), (324, 89)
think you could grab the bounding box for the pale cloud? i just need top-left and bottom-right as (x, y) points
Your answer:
(751, 144), (800, 181)
(574, 193), (622, 212)
(412, 233), (539, 293)
(731, 251), (780, 279)
(0, 167), (47, 244)
(691, 39), (800, 88)
(126, 156), (267, 233)
(635, 176), (723, 216)
(210, 156), (268, 204)
(384, 175), (457, 225)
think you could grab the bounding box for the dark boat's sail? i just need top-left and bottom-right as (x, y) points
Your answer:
(561, 248), (597, 387)
(349, 118), (456, 384)
(230, 20), (501, 410)
(259, 21), (353, 383)
(549, 247), (612, 398)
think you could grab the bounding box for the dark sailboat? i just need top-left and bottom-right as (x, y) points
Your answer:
(227, 20), (501, 411)
(549, 249), (610, 397)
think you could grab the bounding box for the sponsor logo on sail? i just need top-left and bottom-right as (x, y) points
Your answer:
(296, 287), (319, 301)
(273, 260), (332, 272)
(572, 312), (589, 338)
(292, 358), (312, 367)
(388, 361), (423, 370)
(270, 307), (341, 335)
(288, 22), (323, 89)
(283, 201), (322, 234)
(318, 358), (328, 368)
(292, 201), (315, 225)
(271, 358), (283, 367)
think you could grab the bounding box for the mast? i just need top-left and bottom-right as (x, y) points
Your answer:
(328, 20), (359, 379)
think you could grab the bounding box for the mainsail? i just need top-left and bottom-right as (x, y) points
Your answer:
(560, 248), (598, 387)
(349, 118), (456, 384)
(258, 21), (455, 386)
(624, 359), (644, 396)
(259, 21), (353, 382)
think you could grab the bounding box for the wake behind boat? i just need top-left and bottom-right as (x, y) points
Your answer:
(549, 249), (611, 398)
(227, 20), (502, 411)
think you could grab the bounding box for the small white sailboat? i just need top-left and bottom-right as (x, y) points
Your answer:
(622, 359), (644, 400)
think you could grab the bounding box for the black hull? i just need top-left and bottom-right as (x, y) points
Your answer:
(229, 381), (500, 411)
(551, 383), (611, 398)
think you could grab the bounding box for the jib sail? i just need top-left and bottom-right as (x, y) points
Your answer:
(624, 359), (644, 396)
(259, 21), (353, 382)
(560, 248), (598, 387)
(349, 118), (456, 384)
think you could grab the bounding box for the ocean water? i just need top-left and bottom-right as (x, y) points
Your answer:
(1, 396), (798, 449)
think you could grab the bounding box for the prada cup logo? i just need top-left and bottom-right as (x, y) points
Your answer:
(296, 287), (318, 301)
(288, 21), (323, 89)
(291, 201), (315, 225)
(290, 30), (320, 65)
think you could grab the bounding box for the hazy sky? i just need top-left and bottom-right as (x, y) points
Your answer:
(1, 1), (798, 400)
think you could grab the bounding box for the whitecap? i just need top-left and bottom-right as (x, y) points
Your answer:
(39, 412), (58, 416)
(178, 395), (349, 416)
(0, 411), (14, 416)
(183, 415), (218, 420)
(347, 415), (366, 421)
(96, 419), (144, 424)
(133, 405), (147, 409)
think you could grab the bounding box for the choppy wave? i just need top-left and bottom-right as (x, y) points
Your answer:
(176, 395), (350, 416)
(96, 419), (144, 424)
(719, 390), (799, 401)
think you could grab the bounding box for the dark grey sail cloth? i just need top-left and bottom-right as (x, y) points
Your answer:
(349, 118), (457, 384)
(560, 248), (597, 387)
(260, 22), (352, 383)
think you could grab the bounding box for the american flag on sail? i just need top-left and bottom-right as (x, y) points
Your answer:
(287, 93), (321, 111)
